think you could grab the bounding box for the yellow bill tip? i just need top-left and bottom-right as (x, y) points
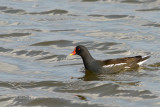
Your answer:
(69, 53), (73, 56)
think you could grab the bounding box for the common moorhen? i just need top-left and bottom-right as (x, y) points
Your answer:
(70, 45), (150, 73)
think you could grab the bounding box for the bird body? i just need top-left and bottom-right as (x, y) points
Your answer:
(70, 45), (150, 73)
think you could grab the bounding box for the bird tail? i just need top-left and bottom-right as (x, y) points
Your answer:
(138, 56), (150, 65)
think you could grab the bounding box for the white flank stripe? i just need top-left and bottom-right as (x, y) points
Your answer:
(103, 64), (114, 68)
(125, 66), (130, 69)
(103, 63), (126, 68)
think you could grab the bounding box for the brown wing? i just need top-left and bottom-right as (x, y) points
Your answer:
(102, 55), (150, 66)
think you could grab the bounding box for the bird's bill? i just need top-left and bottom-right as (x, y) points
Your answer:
(69, 48), (76, 56)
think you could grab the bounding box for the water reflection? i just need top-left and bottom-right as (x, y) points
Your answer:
(80, 66), (142, 81)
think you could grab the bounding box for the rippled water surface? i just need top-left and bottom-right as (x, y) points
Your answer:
(0, 0), (160, 106)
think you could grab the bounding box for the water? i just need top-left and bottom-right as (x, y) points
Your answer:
(0, 0), (160, 106)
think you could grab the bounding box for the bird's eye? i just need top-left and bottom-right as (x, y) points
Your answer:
(78, 48), (80, 50)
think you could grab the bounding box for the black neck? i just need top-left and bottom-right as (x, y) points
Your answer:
(80, 50), (95, 69)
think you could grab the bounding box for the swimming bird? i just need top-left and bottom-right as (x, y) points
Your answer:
(70, 45), (150, 73)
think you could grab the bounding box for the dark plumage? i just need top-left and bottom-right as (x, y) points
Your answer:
(70, 45), (150, 73)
